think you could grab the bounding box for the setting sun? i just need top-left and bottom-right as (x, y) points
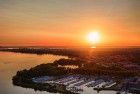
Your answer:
(0, 0), (140, 94)
(87, 31), (100, 44)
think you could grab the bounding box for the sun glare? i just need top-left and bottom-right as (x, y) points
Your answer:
(87, 31), (100, 44)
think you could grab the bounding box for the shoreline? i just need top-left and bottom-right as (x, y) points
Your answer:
(4, 47), (139, 94)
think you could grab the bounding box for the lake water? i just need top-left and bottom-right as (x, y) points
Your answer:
(0, 51), (131, 94)
(0, 51), (68, 94)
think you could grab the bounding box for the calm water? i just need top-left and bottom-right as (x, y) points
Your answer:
(0, 51), (68, 94)
(0, 52), (130, 94)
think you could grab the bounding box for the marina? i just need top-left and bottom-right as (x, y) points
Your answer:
(32, 75), (133, 94)
(32, 75), (140, 94)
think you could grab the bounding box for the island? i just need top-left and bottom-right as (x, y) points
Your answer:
(12, 58), (140, 94)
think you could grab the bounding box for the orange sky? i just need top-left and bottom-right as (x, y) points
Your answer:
(0, 0), (140, 47)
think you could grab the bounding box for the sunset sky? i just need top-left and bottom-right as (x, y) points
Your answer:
(0, 0), (140, 47)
